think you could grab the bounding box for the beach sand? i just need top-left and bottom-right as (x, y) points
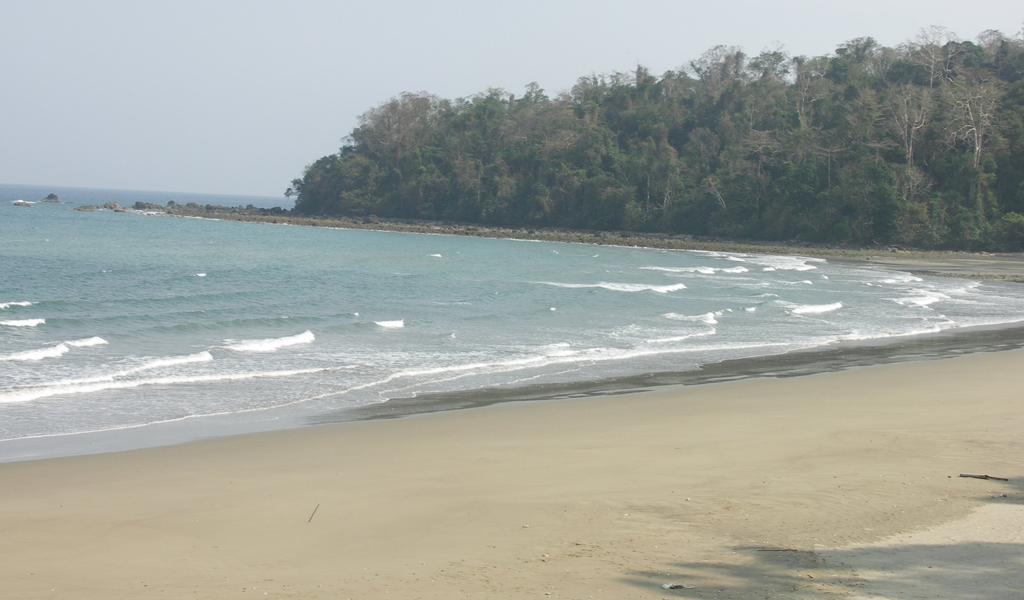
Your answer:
(1, 349), (1022, 599)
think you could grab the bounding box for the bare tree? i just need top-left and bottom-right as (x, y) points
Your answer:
(911, 26), (960, 88)
(884, 84), (930, 165)
(948, 74), (999, 170)
(947, 70), (1001, 214)
(789, 56), (831, 130)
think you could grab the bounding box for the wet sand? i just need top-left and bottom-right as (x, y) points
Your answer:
(1, 349), (1021, 599)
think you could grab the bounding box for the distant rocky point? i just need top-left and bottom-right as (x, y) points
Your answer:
(39, 193), (60, 203)
(76, 202), (125, 212)
(12, 200), (31, 207)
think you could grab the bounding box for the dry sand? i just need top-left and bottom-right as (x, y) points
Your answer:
(1, 349), (1022, 599)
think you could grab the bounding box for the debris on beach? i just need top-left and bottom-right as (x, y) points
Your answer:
(662, 582), (694, 589)
(959, 473), (1009, 481)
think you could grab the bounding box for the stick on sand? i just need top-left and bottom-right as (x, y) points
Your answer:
(959, 473), (1009, 481)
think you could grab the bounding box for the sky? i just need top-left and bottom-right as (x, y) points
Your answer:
(2, 1), (1023, 199)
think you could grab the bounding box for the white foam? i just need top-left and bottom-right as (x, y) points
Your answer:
(430, 254), (442, 258)
(895, 291), (948, 307)
(791, 302), (843, 315)
(0, 367), (328, 404)
(751, 256), (820, 271)
(1, 343), (69, 362)
(195, 273), (206, 277)
(744, 307), (757, 312)
(880, 274), (923, 284)
(65, 337), (108, 348)
(0, 319), (45, 327)
(539, 282), (686, 293)
(648, 329), (718, 344)
(130, 351), (213, 372)
(375, 320), (405, 329)
(225, 330), (315, 352)
(642, 265), (746, 275)
(0, 302), (33, 310)
(541, 342), (575, 357)
(664, 311), (721, 325)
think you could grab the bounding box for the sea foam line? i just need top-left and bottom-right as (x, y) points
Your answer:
(0, 366), (331, 404)
(11, 350), (214, 389)
(0, 302), (33, 310)
(664, 311), (721, 325)
(642, 266), (749, 275)
(0, 337), (108, 362)
(224, 330), (315, 352)
(538, 281), (686, 293)
(790, 302), (843, 315)
(375, 320), (405, 328)
(0, 319), (45, 327)
(65, 337), (108, 348)
(1, 344), (69, 362)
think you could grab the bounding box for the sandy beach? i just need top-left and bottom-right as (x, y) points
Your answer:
(1, 347), (1021, 599)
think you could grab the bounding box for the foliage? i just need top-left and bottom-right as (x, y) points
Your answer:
(287, 29), (1024, 250)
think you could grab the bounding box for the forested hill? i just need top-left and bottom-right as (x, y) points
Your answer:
(288, 30), (1024, 250)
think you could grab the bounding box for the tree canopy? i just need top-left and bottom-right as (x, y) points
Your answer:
(288, 28), (1024, 250)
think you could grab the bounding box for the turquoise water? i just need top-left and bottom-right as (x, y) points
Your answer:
(4, 187), (1024, 457)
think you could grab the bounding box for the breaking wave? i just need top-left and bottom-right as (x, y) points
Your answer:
(224, 330), (315, 352)
(539, 282), (686, 293)
(0, 319), (44, 327)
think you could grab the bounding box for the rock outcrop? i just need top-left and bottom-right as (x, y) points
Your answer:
(12, 200), (31, 207)
(39, 194), (60, 203)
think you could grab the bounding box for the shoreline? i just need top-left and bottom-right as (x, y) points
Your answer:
(127, 204), (1024, 283)
(5, 319), (1024, 464)
(2, 348), (1021, 598)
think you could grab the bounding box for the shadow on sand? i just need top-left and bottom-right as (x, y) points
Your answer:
(619, 478), (1023, 599)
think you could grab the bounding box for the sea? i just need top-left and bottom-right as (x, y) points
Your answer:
(4, 183), (1024, 461)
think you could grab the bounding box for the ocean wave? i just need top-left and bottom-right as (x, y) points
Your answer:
(751, 256), (822, 272)
(894, 291), (949, 307)
(0, 367), (330, 404)
(1, 343), (69, 362)
(647, 329), (718, 344)
(663, 311), (720, 325)
(0, 318), (45, 327)
(642, 265), (749, 275)
(224, 330), (315, 352)
(880, 274), (923, 284)
(642, 266), (717, 274)
(0, 301), (33, 310)
(538, 281), (686, 293)
(65, 337), (108, 348)
(375, 320), (405, 328)
(129, 351), (214, 372)
(790, 302), (843, 315)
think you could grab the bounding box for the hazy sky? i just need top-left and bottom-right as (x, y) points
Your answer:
(3, 1), (1023, 199)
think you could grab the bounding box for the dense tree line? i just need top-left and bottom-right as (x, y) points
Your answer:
(288, 28), (1024, 250)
